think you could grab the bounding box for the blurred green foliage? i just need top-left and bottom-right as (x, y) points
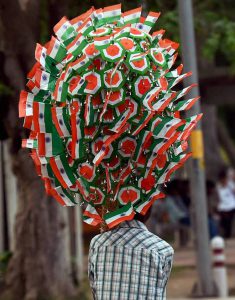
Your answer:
(195, 0), (235, 73)
(68, 0), (235, 73)
(38, 0), (235, 74)
(40, 0), (49, 44)
(0, 252), (12, 278)
(0, 82), (13, 97)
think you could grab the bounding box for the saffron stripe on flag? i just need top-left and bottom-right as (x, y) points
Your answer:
(104, 202), (135, 228)
(49, 154), (76, 188)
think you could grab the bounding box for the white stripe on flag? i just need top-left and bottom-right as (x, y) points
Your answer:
(54, 156), (73, 187)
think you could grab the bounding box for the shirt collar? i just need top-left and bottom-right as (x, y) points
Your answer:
(118, 219), (148, 230)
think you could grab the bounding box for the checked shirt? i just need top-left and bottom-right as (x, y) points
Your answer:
(88, 219), (174, 300)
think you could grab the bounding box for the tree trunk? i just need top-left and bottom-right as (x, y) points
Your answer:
(0, 1), (76, 299)
(3, 150), (75, 300)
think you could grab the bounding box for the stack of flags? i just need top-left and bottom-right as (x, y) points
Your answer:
(19, 4), (201, 229)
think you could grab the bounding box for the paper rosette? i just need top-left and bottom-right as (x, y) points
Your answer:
(19, 4), (201, 229)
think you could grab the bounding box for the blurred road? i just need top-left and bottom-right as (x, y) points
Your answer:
(167, 238), (235, 298)
(173, 238), (235, 267)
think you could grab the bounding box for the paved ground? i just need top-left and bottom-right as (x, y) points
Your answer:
(167, 238), (235, 298)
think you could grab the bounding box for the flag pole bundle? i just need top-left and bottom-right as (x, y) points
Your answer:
(19, 4), (201, 229)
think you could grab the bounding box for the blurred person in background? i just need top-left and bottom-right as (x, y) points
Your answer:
(149, 180), (190, 246)
(166, 180), (190, 227)
(227, 168), (235, 193)
(206, 180), (219, 239)
(217, 169), (235, 238)
(178, 179), (191, 209)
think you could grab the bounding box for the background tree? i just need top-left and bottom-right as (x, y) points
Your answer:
(0, 1), (76, 299)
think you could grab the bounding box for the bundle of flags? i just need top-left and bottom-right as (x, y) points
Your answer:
(19, 4), (201, 229)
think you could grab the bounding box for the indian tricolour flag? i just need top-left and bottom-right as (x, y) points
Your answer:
(109, 108), (131, 133)
(38, 133), (53, 157)
(19, 91), (34, 118)
(173, 141), (188, 156)
(145, 151), (168, 177)
(69, 76), (86, 96)
(23, 115), (34, 131)
(71, 7), (94, 29)
(152, 92), (177, 112)
(76, 18), (93, 36)
(152, 29), (165, 44)
(166, 53), (178, 69)
(152, 132), (180, 155)
(76, 178), (89, 198)
(133, 130), (151, 162)
(173, 96), (200, 112)
(26, 80), (39, 94)
(50, 186), (77, 206)
(169, 71), (192, 89)
(174, 84), (197, 102)
(84, 94), (92, 126)
(35, 44), (58, 74)
(30, 150), (42, 176)
(22, 138), (37, 149)
(119, 163), (133, 185)
(165, 64), (183, 78)
(153, 117), (184, 139)
(142, 12), (160, 33)
(145, 151), (158, 174)
(114, 24), (131, 40)
(149, 116), (162, 132)
(132, 111), (155, 136)
(158, 39), (179, 56)
(69, 54), (90, 74)
(177, 114), (202, 141)
(135, 190), (165, 215)
(93, 146), (107, 166)
(40, 162), (52, 180)
(35, 43), (47, 68)
(66, 33), (87, 57)
(35, 69), (55, 91)
(122, 7), (142, 26)
(38, 131), (64, 157)
(49, 154), (76, 188)
(97, 4), (121, 26)
(158, 153), (191, 184)
(83, 204), (102, 226)
(53, 77), (68, 102)
(104, 202), (135, 229)
(103, 123), (128, 147)
(51, 106), (70, 137)
(70, 103), (84, 159)
(33, 102), (52, 133)
(83, 216), (102, 226)
(143, 86), (162, 110)
(53, 17), (76, 42)
(94, 35), (111, 49)
(47, 36), (67, 62)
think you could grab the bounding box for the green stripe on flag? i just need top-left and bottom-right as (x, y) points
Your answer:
(47, 37), (67, 62)
(104, 202), (134, 225)
(52, 126), (65, 155)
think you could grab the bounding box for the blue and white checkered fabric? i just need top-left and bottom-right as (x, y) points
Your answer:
(88, 219), (174, 299)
